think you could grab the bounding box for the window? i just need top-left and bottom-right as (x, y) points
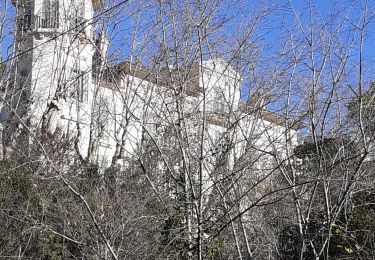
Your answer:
(17, 0), (32, 31)
(214, 89), (226, 114)
(20, 69), (29, 77)
(40, 0), (59, 29)
(69, 69), (88, 103)
(19, 69), (29, 86)
(70, 0), (86, 34)
(23, 0), (32, 30)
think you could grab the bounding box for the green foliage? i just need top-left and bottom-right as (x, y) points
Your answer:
(278, 223), (325, 260)
(160, 208), (187, 258)
(81, 161), (101, 190)
(294, 137), (356, 161)
(0, 160), (35, 205)
(0, 160), (87, 258)
(278, 224), (303, 260)
(0, 55), (6, 79)
(294, 135), (375, 259)
(348, 82), (375, 132)
(206, 238), (224, 260)
(329, 187), (375, 259)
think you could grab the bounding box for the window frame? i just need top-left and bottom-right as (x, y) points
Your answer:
(40, 0), (59, 29)
(69, 68), (89, 103)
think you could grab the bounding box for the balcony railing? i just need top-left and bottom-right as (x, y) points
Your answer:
(20, 14), (87, 34)
(35, 14), (59, 29)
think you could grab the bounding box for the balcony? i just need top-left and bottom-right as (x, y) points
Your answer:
(20, 14), (87, 35)
(19, 13), (59, 33)
(35, 14), (59, 30)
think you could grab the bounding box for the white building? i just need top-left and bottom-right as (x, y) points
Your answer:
(1, 0), (300, 176)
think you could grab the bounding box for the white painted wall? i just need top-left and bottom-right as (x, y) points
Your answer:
(7, 0), (299, 173)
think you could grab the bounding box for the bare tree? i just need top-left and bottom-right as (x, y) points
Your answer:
(1, 0), (375, 259)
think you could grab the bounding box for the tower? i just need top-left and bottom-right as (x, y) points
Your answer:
(3, 0), (102, 155)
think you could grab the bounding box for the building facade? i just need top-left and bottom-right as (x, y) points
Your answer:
(1, 0), (299, 176)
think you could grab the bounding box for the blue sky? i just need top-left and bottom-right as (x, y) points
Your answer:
(2, 0), (375, 78)
(1, 0), (374, 133)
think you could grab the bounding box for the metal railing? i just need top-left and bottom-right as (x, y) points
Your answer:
(19, 12), (88, 35)
(34, 13), (59, 29)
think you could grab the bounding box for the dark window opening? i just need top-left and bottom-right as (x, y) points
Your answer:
(67, 69), (89, 103)
(70, 0), (86, 34)
(35, 0), (59, 29)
